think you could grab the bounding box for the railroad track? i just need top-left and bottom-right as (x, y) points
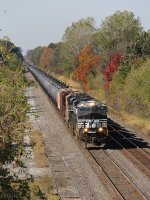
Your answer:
(107, 119), (150, 175)
(89, 149), (148, 200)
(108, 119), (150, 156)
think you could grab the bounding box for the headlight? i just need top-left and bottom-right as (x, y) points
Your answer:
(98, 127), (103, 132)
(83, 128), (88, 133)
(89, 102), (96, 106)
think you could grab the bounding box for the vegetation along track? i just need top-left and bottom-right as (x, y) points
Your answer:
(89, 149), (148, 200)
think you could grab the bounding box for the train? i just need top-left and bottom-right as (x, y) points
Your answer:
(26, 64), (108, 148)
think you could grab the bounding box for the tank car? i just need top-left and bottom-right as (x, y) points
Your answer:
(26, 63), (108, 148)
(27, 64), (68, 102)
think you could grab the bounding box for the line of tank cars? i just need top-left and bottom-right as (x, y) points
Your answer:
(26, 63), (108, 148)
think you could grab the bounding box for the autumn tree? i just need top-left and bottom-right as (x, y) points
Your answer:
(103, 53), (123, 89)
(73, 45), (101, 90)
(39, 47), (55, 71)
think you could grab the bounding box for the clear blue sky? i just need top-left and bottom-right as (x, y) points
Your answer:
(0, 0), (149, 54)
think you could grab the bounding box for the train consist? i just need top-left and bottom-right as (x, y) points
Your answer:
(27, 64), (108, 148)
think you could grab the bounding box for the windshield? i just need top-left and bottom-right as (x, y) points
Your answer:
(78, 113), (107, 119)
(78, 105), (107, 116)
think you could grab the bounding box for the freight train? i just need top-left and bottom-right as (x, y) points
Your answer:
(26, 64), (108, 148)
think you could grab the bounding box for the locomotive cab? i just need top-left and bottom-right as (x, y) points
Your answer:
(76, 100), (108, 148)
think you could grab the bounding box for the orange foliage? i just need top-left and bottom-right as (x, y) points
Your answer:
(40, 48), (54, 69)
(73, 45), (101, 90)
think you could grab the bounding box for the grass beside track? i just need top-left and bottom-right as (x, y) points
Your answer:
(30, 126), (60, 200)
(109, 111), (150, 136)
(30, 177), (59, 200)
(32, 130), (49, 167)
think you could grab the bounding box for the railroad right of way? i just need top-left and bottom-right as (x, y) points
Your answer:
(26, 71), (150, 200)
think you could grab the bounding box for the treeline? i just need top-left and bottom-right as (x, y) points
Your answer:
(0, 38), (46, 199)
(26, 11), (150, 119)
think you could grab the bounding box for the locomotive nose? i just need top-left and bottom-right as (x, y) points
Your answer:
(89, 120), (95, 128)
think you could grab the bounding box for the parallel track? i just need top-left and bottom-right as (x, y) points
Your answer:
(108, 119), (150, 156)
(89, 149), (148, 200)
(107, 121), (150, 175)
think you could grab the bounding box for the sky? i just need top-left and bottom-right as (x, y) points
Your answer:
(0, 0), (150, 54)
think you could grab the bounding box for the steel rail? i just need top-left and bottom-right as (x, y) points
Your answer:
(107, 123), (150, 174)
(89, 149), (148, 200)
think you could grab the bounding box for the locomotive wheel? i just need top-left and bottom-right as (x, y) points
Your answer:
(85, 142), (88, 149)
(72, 128), (75, 136)
(77, 129), (82, 140)
(85, 138), (88, 149)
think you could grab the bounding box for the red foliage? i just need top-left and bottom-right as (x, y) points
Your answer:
(103, 53), (123, 89)
(73, 45), (101, 90)
(40, 48), (54, 69)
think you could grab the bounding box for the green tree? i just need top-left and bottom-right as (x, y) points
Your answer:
(0, 39), (23, 68)
(48, 43), (57, 49)
(124, 59), (150, 117)
(95, 11), (143, 59)
(0, 39), (47, 200)
(127, 30), (150, 57)
(30, 46), (45, 66)
(60, 17), (96, 74)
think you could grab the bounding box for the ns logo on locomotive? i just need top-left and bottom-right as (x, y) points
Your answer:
(26, 63), (108, 148)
